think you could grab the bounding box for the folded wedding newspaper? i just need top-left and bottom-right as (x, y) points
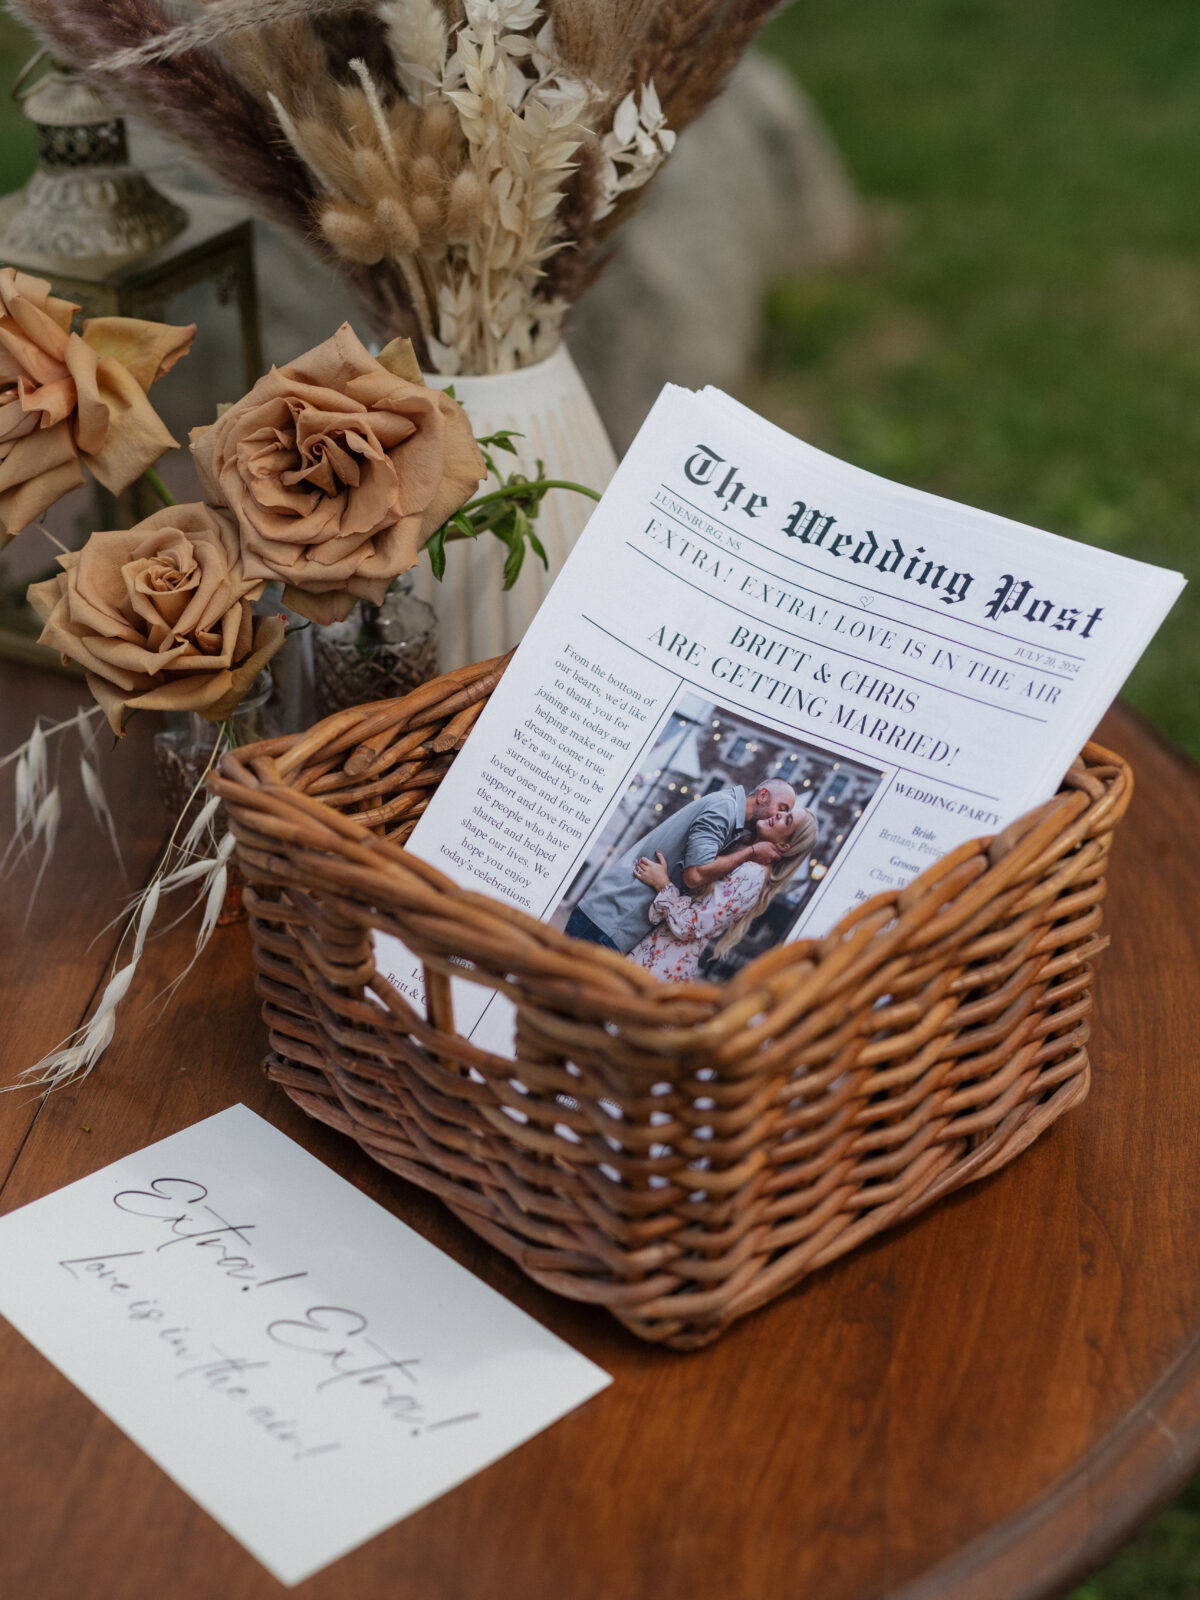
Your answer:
(375, 386), (1183, 1049)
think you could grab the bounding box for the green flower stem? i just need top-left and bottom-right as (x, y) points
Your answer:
(444, 479), (602, 545)
(456, 479), (601, 517)
(426, 470), (600, 587)
(142, 466), (177, 507)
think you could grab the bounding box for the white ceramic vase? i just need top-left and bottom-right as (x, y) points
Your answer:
(415, 342), (618, 669)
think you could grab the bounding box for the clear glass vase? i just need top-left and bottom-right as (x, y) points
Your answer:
(313, 573), (440, 721)
(257, 583), (314, 734)
(153, 671), (274, 822)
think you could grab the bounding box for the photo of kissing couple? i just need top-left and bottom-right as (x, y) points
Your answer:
(558, 696), (883, 984)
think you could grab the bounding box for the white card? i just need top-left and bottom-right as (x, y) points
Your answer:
(0, 1105), (610, 1586)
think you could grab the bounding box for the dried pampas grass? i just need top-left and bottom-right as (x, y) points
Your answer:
(11, 0), (783, 367)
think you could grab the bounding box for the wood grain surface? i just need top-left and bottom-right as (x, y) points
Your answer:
(2, 661), (1198, 1600)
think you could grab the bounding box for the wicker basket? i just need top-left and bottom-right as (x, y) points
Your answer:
(214, 653), (1132, 1350)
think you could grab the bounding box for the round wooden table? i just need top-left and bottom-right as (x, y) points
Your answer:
(2, 659), (1198, 1600)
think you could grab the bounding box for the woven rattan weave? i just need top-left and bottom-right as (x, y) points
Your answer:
(214, 653), (1132, 1349)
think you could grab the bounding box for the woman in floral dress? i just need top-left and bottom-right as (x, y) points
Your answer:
(628, 806), (819, 983)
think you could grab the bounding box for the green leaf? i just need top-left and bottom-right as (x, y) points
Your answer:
(476, 429), (521, 454)
(426, 524), (447, 581)
(501, 537), (525, 590)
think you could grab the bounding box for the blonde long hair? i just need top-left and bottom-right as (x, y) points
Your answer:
(711, 807), (819, 960)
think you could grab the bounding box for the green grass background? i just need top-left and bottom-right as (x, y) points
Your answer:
(755, 0), (1199, 762)
(2, 0), (1199, 1590)
(756, 9), (1200, 1588)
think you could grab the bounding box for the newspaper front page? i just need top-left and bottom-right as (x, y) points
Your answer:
(374, 385), (1183, 1051)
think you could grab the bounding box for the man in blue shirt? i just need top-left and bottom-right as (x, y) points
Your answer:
(566, 778), (798, 954)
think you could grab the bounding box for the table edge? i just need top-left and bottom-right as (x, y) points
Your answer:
(890, 703), (1200, 1597)
(890, 1285), (1200, 1600)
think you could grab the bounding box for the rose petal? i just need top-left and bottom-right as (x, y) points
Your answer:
(0, 291), (70, 380)
(343, 569), (399, 607)
(15, 372), (76, 429)
(124, 534), (202, 632)
(375, 336), (424, 385)
(44, 292), (78, 336)
(67, 528), (161, 642)
(0, 268), (78, 336)
(419, 391), (488, 538)
(27, 569), (70, 628)
(0, 426), (85, 546)
(79, 355), (179, 493)
(85, 672), (132, 737)
(280, 584), (359, 625)
(342, 518), (424, 588)
(0, 324), (66, 389)
(0, 393), (39, 441)
(198, 612), (289, 721)
(106, 607), (279, 723)
(0, 415), (79, 492)
(188, 420), (220, 503)
(61, 334), (109, 456)
(287, 322), (379, 392)
(127, 508), (252, 641)
(33, 573), (149, 689)
(81, 316), (196, 391)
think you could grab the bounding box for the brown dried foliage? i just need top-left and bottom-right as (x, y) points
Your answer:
(551, 0), (658, 104)
(313, 6), (400, 92)
(11, 0), (784, 352)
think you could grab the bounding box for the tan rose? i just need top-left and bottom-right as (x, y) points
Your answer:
(189, 323), (486, 625)
(0, 267), (195, 546)
(27, 503), (287, 735)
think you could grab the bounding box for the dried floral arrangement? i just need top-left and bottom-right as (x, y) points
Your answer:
(11, 0), (781, 373)
(1, 264), (596, 1089)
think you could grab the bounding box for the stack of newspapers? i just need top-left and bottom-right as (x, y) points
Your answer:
(376, 386), (1183, 1054)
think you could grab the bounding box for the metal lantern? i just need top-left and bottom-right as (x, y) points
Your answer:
(0, 66), (188, 262)
(0, 63), (263, 383)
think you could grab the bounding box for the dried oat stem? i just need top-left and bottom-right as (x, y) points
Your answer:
(3, 727), (234, 1094)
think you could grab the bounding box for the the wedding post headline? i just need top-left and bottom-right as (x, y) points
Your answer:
(637, 438), (1102, 770)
